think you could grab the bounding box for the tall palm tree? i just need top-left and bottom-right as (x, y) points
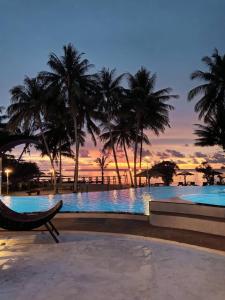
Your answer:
(37, 112), (75, 188)
(128, 67), (177, 186)
(40, 43), (98, 192)
(100, 116), (149, 186)
(7, 76), (58, 192)
(96, 68), (125, 184)
(188, 49), (225, 121)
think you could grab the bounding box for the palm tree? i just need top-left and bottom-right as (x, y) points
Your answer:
(0, 106), (7, 125)
(40, 43), (98, 192)
(100, 115), (149, 186)
(7, 76), (58, 192)
(36, 112), (75, 189)
(96, 68), (125, 184)
(128, 67), (177, 186)
(188, 49), (225, 121)
(94, 151), (110, 184)
(194, 107), (225, 151)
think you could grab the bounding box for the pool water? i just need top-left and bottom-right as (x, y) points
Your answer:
(1, 185), (225, 215)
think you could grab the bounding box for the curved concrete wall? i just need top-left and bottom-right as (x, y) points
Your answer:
(149, 201), (225, 236)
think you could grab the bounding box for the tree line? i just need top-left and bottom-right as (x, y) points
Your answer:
(1, 46), (225, 191)
(0, 43), (177, 192)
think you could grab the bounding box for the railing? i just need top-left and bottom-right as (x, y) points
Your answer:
(77, 175), (128, 185)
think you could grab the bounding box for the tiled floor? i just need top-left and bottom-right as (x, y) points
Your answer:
(0, 232), (225, 300)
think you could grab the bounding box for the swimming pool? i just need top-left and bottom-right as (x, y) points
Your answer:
(1, 185), (225, 215)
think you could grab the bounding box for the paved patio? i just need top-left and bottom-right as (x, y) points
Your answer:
(0, 232), (225, 300)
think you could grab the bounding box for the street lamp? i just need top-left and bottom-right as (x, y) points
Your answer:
(5, 168), (12, 195)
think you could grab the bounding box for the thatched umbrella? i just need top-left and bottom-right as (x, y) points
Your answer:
(136, 169), (162, 185)
(210, 170), (223, 185)
(177, 171), (194, 186)
(217, 173), (225, 184)
(211, 170), (223, 176)
(136, 169), (162, 178)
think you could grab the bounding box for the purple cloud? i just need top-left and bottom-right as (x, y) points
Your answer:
(208, 152), (225, 164)
(194, 152), (208, 158)
(166, 149), (185, 158)
(80, 149), (90, 158)
(142, 149), (152, 157)
(156, 151), (170, 159)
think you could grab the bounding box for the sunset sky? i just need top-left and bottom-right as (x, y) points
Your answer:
(1, 0), (225, 171)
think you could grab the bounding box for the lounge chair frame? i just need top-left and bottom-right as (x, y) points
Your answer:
(0, 200), (62, 243)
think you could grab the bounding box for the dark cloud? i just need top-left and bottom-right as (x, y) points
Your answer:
(176, 159), (186, 164)
(208, 152), (225, 164)
(80, 149), (90, 158)
(150, 138), (194, 145)
(166, 149), (185, 158)
(142, 149), (152, 157)
(156, 151), (170, 159)
(194, 152), (208, 158)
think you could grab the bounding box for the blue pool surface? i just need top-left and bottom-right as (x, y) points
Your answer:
(1, 185), (225, 215)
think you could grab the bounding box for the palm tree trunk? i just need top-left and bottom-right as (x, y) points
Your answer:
(59, 144), (62, 191)
(70, 98), (80, 193)
(17, 143), (29, 162)
(123, 142), (134, 186)
(101, 167), (104, 184)
(74, 139), (79, 192)
(134, 117), (140, 187)
(108, 120), (121, 185)
(134, 138), (138, 187)
(38, 115), (57, 193)
(139, 128), (143, 186)
(112, 144), (121, 185)
(73, 115), (79, 192)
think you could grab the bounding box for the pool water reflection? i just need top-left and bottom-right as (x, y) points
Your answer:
(1, 185), (225, 215)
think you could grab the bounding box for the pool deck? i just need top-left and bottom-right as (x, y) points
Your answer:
(52, 213), (225, 251)
(1, 231), (225, 300)
(0, 211), (222, 251)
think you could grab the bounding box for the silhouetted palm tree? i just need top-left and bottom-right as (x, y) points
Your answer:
(96, 68), (125, 184)
(40, 43), (98, 192)
(188, 49), (225, 120)
(194, 107), (225, 151)
(7, 76), (58, 192)
(128, 67), (177, 186)
(0, 106), (7, 125)
(94, 151), (110, 184)
(37, 107), (75, 188)
(100, 116), (149, 186)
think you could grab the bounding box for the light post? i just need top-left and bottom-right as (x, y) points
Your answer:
(5, 168), (12, 195)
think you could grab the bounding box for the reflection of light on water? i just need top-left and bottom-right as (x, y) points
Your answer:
(128, 188), (136, 211)
(142, 192), (152, 216)
(48, 194), (54, 201)
(129, 188), (135, 202)
(77, 192), (83, 208)
(112, 190), (118, 204)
